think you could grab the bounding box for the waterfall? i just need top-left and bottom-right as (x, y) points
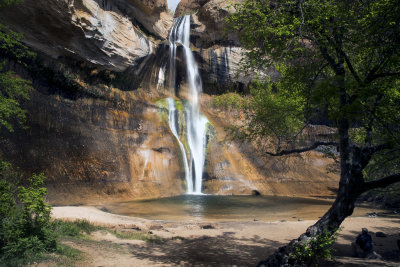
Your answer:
(168, 15), (208, 194)
(167, 97), (193, 194)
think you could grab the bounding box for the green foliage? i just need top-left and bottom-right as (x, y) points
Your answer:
(248, 80), (305, 145)
(0, 23), (34, 132)
(227, 0), (400, 153)
(55, 243), (83, 261)
(212, 92), (247, 110)
(0, 24), (36, 65)
(291, 230), (339, 266)
(52, 219), (100, 238)
(0, 62), (31, 132)
(0, 14), (36, 133)
(0, 165), (56, 266)
(0, 0), (21, 10)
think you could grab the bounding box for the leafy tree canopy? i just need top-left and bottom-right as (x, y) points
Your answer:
(0, 0), (20, 9)
(0, 1), (35, 132)
(228, 0), (400, 265)
(228, 0), (400, 153)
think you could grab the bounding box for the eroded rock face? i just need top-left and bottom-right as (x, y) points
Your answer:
(0, 0), (173, 71)
(195, 46), (249, 94)
(191, 0), (241, 47)
(201, 96), (339, 197)
(1, 81), (185, 204)
(174, 0), (209, 17)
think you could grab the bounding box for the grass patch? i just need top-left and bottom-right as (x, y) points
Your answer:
(0, 243), (83, 267)
(56, 243), (83, 260)
(52, 219), (102, 238)
(109, 230), (166, 244)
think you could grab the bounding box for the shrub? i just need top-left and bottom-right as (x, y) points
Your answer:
(290, 229), (340, 266)
(212, 92), (248, 110)
(0, 164), (56, 265)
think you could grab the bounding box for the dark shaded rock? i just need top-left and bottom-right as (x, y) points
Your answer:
(201, 224), (215, 229)
(375, 232), (387, 237)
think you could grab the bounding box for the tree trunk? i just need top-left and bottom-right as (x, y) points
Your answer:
(257, 178), (363, 266)
(257, 70), (362, 266)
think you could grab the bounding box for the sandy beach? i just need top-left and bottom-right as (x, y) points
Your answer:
(50, 206), (400, 266)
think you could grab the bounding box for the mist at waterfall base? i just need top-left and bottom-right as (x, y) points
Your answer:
(166, 15), (208, 195)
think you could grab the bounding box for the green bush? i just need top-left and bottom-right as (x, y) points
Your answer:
(290, 229), (339, 266)
(212, 92), (248, 110)
(0, 164), (56, 265)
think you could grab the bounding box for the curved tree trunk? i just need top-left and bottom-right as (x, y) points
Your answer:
(257, 71), (361, 266)
(257, 180), (363, 267)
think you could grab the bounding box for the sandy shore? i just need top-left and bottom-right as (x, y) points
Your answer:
(51, 206), (400, 266)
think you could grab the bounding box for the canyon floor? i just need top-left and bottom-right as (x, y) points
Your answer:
(40, 205), (400, 267)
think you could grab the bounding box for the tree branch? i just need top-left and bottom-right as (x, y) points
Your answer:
(368, 143), (392, 154)
(366, 72), (400, 82)
(319, 46), (341, 74)
(265, 141), (338, 156)
(340, 50), (362, 85)
(362, 173), (400, 192)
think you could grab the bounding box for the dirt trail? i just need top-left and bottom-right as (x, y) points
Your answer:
(50, 206), (400, 266)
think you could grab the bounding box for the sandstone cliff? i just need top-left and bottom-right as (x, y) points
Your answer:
(0, 0), (339, 204)
(0, 0), (173, 71)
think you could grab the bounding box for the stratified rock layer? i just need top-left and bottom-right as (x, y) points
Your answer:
(1, 80), (185, 204)
(200, 96), (339, 197)
(0, 0), (173, 71)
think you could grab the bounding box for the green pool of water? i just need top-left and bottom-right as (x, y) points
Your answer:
(103, 195), (343, 221)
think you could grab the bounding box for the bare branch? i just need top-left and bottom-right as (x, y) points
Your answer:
(265, 141), (338, 156)
(362, 173), (400, 192)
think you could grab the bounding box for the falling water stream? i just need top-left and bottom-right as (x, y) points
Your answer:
(167, 98), (193, 193)
(167, 15), (208, 194)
